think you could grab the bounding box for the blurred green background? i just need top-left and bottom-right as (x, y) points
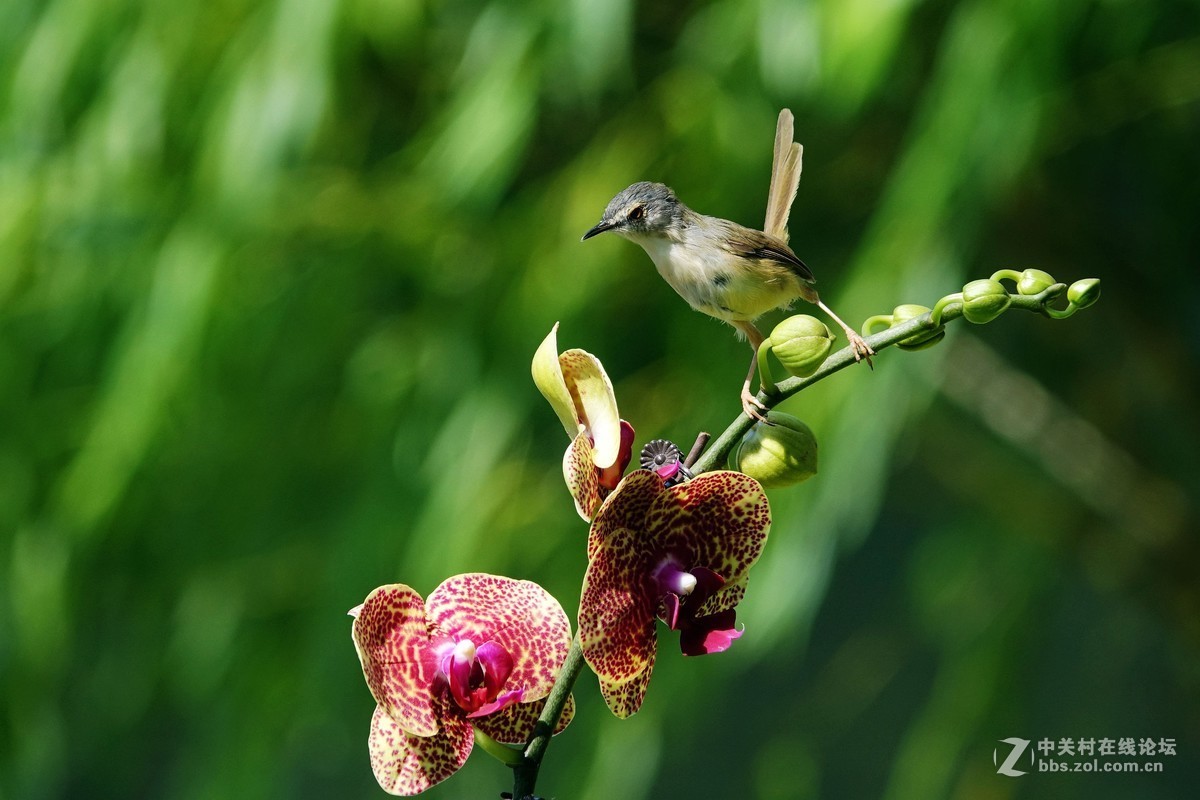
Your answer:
(2, 0), (1198, 797)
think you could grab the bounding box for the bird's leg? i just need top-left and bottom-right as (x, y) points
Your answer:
(817, 298), (875, 367)
(733, 320), (771, 424)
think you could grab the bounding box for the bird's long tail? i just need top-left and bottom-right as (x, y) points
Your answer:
(764, 109), (803, 243)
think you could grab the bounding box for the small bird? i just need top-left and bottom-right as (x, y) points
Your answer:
(582, 109), (872, 422)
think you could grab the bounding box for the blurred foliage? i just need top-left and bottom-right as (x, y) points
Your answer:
(1, 0), (1198, 798)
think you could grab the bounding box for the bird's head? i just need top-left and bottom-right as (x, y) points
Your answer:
(582, 182), (684, 242)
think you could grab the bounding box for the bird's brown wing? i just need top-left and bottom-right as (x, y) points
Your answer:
(730, 230), (816, 285)
(764, 109), (804, 243)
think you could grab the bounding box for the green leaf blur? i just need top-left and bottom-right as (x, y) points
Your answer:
(1, 0), (1197, 798)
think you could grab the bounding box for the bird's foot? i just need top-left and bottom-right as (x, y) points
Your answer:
(846, 329), (876, 369)
(741, 388), (772, 425)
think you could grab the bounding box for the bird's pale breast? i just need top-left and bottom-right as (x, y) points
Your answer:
(629, 231), (799, 322)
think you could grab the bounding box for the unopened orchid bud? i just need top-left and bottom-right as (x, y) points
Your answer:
(1016, 268), (1056, 296)
(729, 411), (818, 488)
(1067, 278), (1100, 309)
(890, 304), (945, 351)
(961, 279), (1011, 324)
(767, 315), (834, 378)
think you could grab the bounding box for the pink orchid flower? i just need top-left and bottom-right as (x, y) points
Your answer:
(350, 574), (573, 795)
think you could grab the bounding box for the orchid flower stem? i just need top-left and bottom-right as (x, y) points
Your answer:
(929, 292), (963, 326)
(862, 314), (895, 336)
(989, 268), (1024, 283)
(690, 284), (1070, 475)
(511, 634), (586, 799)
(756, 339), (781, 396)
(1044, 303), (1078, 319)
(475, 728), (524, 767)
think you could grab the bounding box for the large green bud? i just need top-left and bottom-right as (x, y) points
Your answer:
(766, 315), (834, 378)
(1046, 277), (1101, 319)
(1016, 268), (1057, 296)
(961, 279), (1012, 324)
(1067, 278), (1101, 309)
(729, 411), (818, 488)
(891, 304), (945, 351)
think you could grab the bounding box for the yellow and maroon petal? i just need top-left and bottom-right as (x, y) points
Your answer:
(696, 575), (747, 618)
(558, 348), (621, 469)
(532, 324), (582, 439)
(368, 705), (473, 796)
(647, 471), (770, 587)
(564, 432), (603, 521)
(596, 657), (655, 719)
(587, 469), (663, 561)
(352, 585), (440, 737)
(426, 574), (571, 701)
(597, 420), (637, 491)
(579, 524), (659, 694)
(472, 693), (576, 745)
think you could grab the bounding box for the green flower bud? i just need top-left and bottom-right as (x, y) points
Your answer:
(1016, 268), (1056, 296)
(767, 315), (833, 378)
(1067, 278), (1100, 309)
(891, 304), (929, 324)
(961, 279), (1011, 324)
(890, 304), (945, 351)
(728, 411), (818, 488)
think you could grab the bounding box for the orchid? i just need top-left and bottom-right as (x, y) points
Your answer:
(532, 323), (636, 520)
(578, 469), (771, 717)
(350, 574), (574, 795)
(348, 262), (1100, 800)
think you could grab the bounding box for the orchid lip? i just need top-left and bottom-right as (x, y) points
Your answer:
(434, 636), (518, 715)
(475, 641), (514, 698)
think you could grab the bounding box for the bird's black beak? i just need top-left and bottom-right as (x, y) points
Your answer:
(581, 220), (615, 241)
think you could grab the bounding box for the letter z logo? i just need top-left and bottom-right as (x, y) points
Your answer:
(994, 737), (1032, 777)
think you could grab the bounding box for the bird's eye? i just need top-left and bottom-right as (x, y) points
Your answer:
(627, 205), (645, 222)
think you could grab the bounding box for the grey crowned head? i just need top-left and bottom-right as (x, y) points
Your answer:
(581, 181), (684, 241)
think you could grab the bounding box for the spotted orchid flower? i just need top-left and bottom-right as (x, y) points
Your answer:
(350, 574), (574, 795)
(579, 469), (770, 718)
(532, 323), (636, 521)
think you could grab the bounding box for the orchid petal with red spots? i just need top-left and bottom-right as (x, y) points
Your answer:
(473, 692), (577, 745)
(352, 585), (440, 737)
(564, 421), (637, 522)
(586, 469), (662, 561)
(579, 470), (770, 717)
(579, 526), (658, 685)
(597, 662), (654, 720)
(369, 704), (473, 796)
(696, 575), (747, 618)
(564, 432), (603, 520)
(426, 573), (571, 701)
(643, 471), (771, 587)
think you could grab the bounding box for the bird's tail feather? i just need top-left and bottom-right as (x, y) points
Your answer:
(764, 109), (803, 243)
